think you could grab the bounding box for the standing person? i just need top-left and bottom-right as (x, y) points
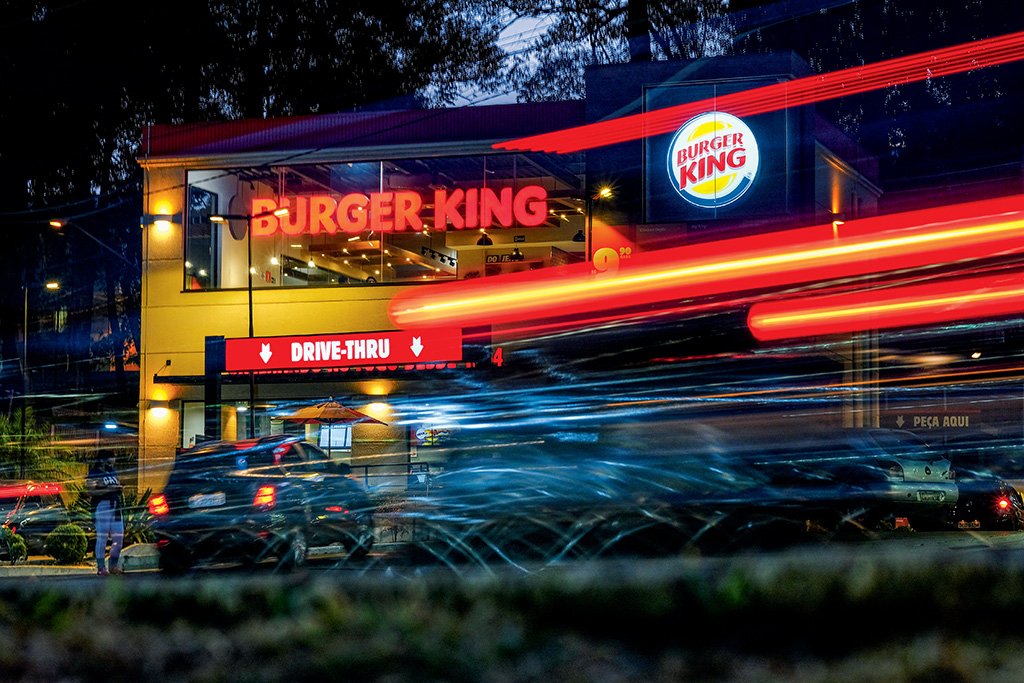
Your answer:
(86, 450), (124, 575)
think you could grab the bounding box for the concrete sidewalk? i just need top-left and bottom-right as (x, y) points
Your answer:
(0, 543), (159, 577)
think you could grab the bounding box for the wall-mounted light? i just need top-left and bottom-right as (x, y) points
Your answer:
(44, 281), (60, 290)
(141, 213), (183, 233)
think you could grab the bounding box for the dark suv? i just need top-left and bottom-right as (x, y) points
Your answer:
(0, 482), (72, 555)
(148, 435), (375, 573)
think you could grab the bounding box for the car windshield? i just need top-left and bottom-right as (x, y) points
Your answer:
(173, 449), (249, 472)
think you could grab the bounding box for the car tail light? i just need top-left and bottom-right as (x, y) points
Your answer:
(325, 505), (349, 514)
(148, 494), (170, 516)
(997, 496), (1012, 512)
(253, 485), (276, 509)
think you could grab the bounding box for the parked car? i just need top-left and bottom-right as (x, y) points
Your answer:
(0, 481), (73, 555)
(950, 471), (1024, 531)
(752, 427), (960, 530)
(148, 435), (375, 573)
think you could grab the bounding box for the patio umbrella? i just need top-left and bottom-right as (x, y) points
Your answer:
(279, 399), (385, 457)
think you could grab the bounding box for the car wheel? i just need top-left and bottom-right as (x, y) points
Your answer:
(158, 544), (194, 575)
(279, 529), (307, 571)
(345, 524), (375, 561)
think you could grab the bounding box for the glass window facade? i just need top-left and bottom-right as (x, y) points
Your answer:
(184, 152), (586, 290)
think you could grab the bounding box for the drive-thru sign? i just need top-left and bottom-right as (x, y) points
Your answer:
(225, 328), (463, 372)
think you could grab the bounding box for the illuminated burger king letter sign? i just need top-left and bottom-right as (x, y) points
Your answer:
(667, 112), (759, 209)
(248, 186), (548, 237)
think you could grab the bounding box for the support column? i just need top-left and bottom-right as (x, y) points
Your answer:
(204, 335), (225, 442)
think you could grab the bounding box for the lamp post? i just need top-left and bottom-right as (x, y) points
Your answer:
(209, 207), (288, 437)
(585, 185), (614, 264)
(20, 280), (60, 478)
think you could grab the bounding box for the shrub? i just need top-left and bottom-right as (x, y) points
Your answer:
(0, 525), (27, 564)
(44, 523), (88, 564)
(122, 487), (156, 545)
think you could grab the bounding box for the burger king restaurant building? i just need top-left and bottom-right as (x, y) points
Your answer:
(136, 52), (880, 493)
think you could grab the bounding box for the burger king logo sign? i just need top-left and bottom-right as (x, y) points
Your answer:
(667, 112), (759, 209)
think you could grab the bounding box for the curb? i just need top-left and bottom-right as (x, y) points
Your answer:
(121, 543), (159, 570)
(0, 543), (160, 577)
(0, 563), (96, 577)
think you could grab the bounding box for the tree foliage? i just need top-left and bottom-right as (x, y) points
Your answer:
(498, 0), (732, 101)
(0, 408), (76, 481)
(719, 0), (1023, 188)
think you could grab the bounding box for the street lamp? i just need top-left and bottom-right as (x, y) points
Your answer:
(20, 280), (60, 478)
(209, 207), (288, 437)
(585, 185), (614, 263)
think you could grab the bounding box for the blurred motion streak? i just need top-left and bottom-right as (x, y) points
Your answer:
(389, 194), (1024, 329)
(608, 361), (1024, 407)
(748, 272), (1024, 340)
(494, 30), (1024, 153)
(461, 297), (754, 342)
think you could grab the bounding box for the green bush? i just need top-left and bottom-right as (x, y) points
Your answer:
(0, 526), (27, 564)
(122, 487), (156, 545)
(43, 523), (88, 564)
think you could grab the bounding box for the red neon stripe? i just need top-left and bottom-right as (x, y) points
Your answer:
(747, 272), (1024, 341)
(389, 194), (1024, 329)
(495, 31), (1024, 153)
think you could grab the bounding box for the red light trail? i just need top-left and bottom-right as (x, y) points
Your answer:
(494, 30), (1024, 154)
(389, 194), (1024, 330)
(748, 272), (1024, 341)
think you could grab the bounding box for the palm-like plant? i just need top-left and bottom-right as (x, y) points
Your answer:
(120, 486), (155, 545)
(0, 408), (78, 481)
